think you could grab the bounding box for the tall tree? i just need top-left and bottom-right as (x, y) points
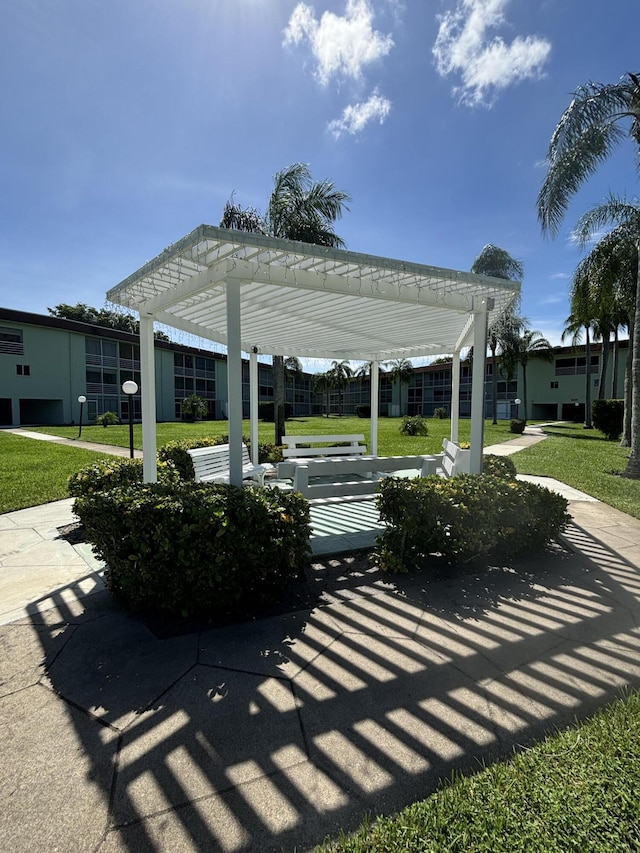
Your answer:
(48, 303), (170, 341)
(505, 329), (553, 422)
(470, 245), (524, 423)
(385, 358), (414, 415)
(562, 272), (596, 429)
(572, 198), (640, 444)
(355, 361), (386, 416)
(312, 371), (333, 418)
(328, 359), (353, 416)
(220, 163), (351, 443)
(536, 71), (640, 477)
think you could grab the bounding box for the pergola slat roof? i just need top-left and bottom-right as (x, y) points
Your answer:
(107, 225), (520, 361)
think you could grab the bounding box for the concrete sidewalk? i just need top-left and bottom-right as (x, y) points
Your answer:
(2, 430), (640, 852)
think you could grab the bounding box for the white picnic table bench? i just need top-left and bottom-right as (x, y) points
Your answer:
(273, 439), (472, 500)
(278, 433), (367, 479)
(187, 443), (274, 486)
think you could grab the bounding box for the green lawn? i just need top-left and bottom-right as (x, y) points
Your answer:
(512, 422), (640, 518)
(27, 415), (519, 455)
(316, 690), (640, 852)
(0, 432), (110, 514)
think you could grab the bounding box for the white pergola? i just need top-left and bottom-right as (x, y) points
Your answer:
(107, 225), (520, 484)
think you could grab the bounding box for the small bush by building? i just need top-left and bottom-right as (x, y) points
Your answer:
(399, 414), (429, 436)
(95, 411), (119, 427)
(592, 399), (624, 441)
(355, 405), (371, 418)
(510, 418), (526, 434)
(433, 407), (447, 419)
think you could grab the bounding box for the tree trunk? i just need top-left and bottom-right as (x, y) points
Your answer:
(273, 355), (285, 445)
(598, 332), (610, 400)
(584, 326), (593, 428)
(611, 328), (619, 399)
(621, 318), (633, 446)
(622, 241), (640, 477)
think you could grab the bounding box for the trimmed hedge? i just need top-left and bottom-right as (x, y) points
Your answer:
(74, 481), (311, 619)
(510, 418), (526, 434)
(375, 473), (570, 572)
(592, 399), (624, 440)
(355, 405), (371, 418)
(68, 457), (180, 498)
(157, 435), (283, 479)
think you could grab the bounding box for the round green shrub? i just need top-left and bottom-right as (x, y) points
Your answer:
(510, 418), (526, 434)
(95, 411), (119, 427)
(74, 481), (311, 620)
(482, 454), (517, 479)
(592, 399), (624, 440)
(400, 414), (429, 436)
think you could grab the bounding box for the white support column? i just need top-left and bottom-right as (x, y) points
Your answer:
(140, 314), (157, 483)
(451, 352), (461, 444)
(370, 359), (379, 456)
(470, 304), (489, 474)
(226, 279), (243, 486)
(249, 348), (259, 466)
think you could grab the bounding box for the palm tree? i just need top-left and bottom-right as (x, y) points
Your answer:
(355, 361), (386, 416)
(572, 198), (640, 446)
(536, 71), (640, 477)
(507, 329), (553, 422)
(313, 371), (333, 417)
(471, 245), (524, 423)
(385, 358), (414, 415)
(220, 163), (351, 443)
(328, 359), (353, 416)
(563, 262), (599, 428)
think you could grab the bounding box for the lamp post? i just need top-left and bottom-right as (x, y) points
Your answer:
(77, 395), (87, 439)
(122, 380), (138, 459)
(514, 398), (521, 420)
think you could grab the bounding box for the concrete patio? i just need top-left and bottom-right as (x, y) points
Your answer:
(2, 480), (640, 851)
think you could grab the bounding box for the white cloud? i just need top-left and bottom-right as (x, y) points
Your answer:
(432, 0), (551, 107)
(550, 272), (569, 280)
(328, 89), (391, 138)
(284, 0), (394, 86)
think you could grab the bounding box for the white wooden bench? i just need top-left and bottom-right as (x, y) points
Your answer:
(287, 454), (439, 500)
(278, 434), (367, 479)
(187, 443), (274, 486)
(433, 438), (471, 478)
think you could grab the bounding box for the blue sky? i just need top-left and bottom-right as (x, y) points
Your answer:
(1, 0), (638, 362)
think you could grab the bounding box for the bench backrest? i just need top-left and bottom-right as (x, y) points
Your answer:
(282, 434), (367, 458)
(187, 443), (252, 482)
(441, 438), (471, 477)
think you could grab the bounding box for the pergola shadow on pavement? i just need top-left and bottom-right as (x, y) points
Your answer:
(106, 225), (520, 480)
(4, 502), (640, 852)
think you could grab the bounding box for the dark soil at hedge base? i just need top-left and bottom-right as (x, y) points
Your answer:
(57, 522), (574, 639)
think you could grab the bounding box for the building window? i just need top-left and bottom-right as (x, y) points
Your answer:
(0, 327), (24, 355)
(550, 381), (559, 389)
(16, 364), (30, 376)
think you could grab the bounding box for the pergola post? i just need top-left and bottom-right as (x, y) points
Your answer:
(470, 303), (489, 474)
(451, 352), (461, 444)
(140, 314), (157, 483)
(370, 359), (379, 456)
(249, 348), (259, 466)
(226, 280), (243, 486)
